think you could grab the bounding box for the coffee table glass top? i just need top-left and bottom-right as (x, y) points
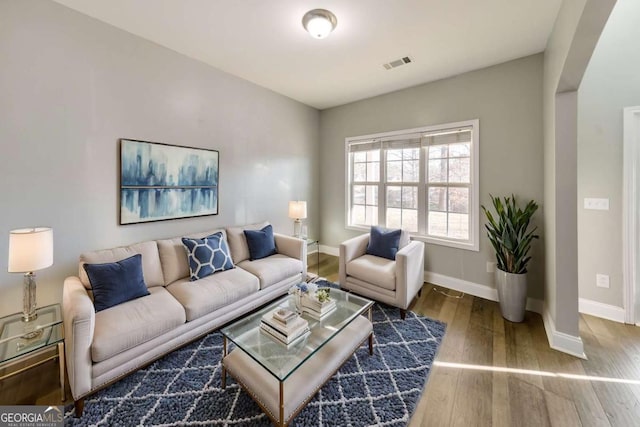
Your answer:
(221, 287), (373, 381)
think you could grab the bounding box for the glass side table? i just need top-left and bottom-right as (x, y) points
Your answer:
(0, 304), (65, 401)
(306, 238), (320, 277)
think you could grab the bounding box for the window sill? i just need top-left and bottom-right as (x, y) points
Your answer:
(346, 224), (479, 252)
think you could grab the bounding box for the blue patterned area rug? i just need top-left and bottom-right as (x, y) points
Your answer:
(65, 300), (445, 426)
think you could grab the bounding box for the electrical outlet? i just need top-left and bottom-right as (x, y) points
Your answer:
(584, 198), (609, 210)
(596, 274), (610, 288)
(486, 261), (496, 273)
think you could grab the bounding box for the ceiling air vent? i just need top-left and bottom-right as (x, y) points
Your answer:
(383, 56), (413, 70)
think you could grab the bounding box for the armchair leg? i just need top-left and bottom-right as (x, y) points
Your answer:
(74, 399), (85, 417)
(400, 309), (406, 320)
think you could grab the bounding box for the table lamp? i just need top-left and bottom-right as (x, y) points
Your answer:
(8, 227), (54, 322)
(288, 201), (307, 238)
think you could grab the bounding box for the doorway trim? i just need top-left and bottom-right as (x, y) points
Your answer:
(623, 106), (640, 324)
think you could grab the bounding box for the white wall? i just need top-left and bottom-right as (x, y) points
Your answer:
(319, 55), (545, 299)
(578, 0), (640, 309)
(0, 0), (320, 317)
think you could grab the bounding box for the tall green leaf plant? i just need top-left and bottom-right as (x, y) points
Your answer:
(482, 195), (539, 274)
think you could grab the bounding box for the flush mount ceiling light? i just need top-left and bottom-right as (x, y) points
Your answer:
(302, 9), (337, 39)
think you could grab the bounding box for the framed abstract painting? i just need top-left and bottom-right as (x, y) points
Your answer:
(120, 139), (219, 225)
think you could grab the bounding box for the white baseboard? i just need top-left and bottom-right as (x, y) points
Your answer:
(424, 270), (586, 358)
(578, 298), (625, 323)
(424, 271), (497, 301)
(319, 245), (339, 257)
(423, 271), (544, 315)
(320, 254), (585, 358)
(542, 307), (586, 359)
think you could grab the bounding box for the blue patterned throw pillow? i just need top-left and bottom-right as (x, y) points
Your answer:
(182, 232), (234, 281)
(366, 225), (402, 260)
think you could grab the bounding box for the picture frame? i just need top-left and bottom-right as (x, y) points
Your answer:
(119, 138), (219, 225)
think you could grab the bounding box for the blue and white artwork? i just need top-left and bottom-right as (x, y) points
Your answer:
(120, 139), (219, 224)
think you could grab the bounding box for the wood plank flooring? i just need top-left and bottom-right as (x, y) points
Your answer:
(410, 284), (640, 427)
(2, 253), (640, 427)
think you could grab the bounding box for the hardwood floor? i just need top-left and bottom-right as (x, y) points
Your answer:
(321, 253), (640, 426)
(3, 253), (640, 427)
(409, 285), (640, 427)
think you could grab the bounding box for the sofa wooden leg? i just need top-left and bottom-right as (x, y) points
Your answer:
(74, 399), (85, 417)
(400, 309), (406, 320)
(418, 287), (423, 297)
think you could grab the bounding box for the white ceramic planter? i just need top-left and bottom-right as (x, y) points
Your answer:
(495, 268), (527, 322)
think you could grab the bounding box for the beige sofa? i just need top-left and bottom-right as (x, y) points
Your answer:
(62, 222), (306, 416)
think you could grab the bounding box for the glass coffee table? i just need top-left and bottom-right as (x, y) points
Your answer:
(220, 287), (373, 426)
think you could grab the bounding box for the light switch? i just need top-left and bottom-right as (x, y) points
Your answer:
(584, 198), (609, 211)
(596, 274), (610, 288)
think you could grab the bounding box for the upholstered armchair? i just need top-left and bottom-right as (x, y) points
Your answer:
(339, 230), (425, 319)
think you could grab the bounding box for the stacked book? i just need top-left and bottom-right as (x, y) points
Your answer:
(300, 295), (337, 320)
(260, 308), (310, 346)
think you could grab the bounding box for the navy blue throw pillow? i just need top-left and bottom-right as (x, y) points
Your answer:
(366, 226), (402, 260)
(243, 224), (277, 261)
(83, 254), (150, 312)
(182, 232), (235, 281)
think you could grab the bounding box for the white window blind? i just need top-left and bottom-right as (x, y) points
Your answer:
(346, 120), (479, 251)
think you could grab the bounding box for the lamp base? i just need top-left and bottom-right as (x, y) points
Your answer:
(22, 313), (38, 322)
(293, 219), (302, 238)
(22, 272), (37, 322)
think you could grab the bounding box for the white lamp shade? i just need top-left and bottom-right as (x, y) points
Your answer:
(8, 227), (53, 273)
(288, 201), (307, 219)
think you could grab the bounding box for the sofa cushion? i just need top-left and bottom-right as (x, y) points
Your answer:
(157, 229), (227, 285)
(91, 286), (186, 363)
(366, 226), (401, 260)
(226, 221), (269, 264)
(237, 254), (303, 290)
(182, 232), (234, 280)
(243, 225), (277, 261)
(83, 254), (150, 312)
(79, 240), (164, 289)
(346, 254), (396, 291)
(166, 267), (259, 321)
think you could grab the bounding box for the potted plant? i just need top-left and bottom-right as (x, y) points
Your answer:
(482, 194), (539, 322)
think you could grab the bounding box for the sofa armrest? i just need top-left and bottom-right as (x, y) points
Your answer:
(63, 276), (95, 400)
(395, 240), (425, 310)
(274, 233), (307, 274)
(339, 234), (370, 286)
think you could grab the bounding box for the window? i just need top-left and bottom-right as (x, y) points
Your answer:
(350, 147), (380, 226)
(346, 120), (479, 251)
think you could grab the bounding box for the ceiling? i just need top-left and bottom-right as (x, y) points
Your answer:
(52, 0), (562, 110)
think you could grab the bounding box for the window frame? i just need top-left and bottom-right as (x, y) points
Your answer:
(345, 119), (480, 252)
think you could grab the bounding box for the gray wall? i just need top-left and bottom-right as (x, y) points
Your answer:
(0, 0), (320, 317)
(542, 0), (586, 338)
(319, 55), (545, 299)
(578, 0), (640, 307)
(543, 0), (615, 339)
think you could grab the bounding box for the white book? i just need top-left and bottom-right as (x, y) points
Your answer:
(302, 297), (336, 314)
(261, 312), (308, 336)
(261, 327), (310, 347)
(302, 305), (337, 320)
(260, 322), (310, 344)
(272, 308), (298, 325)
